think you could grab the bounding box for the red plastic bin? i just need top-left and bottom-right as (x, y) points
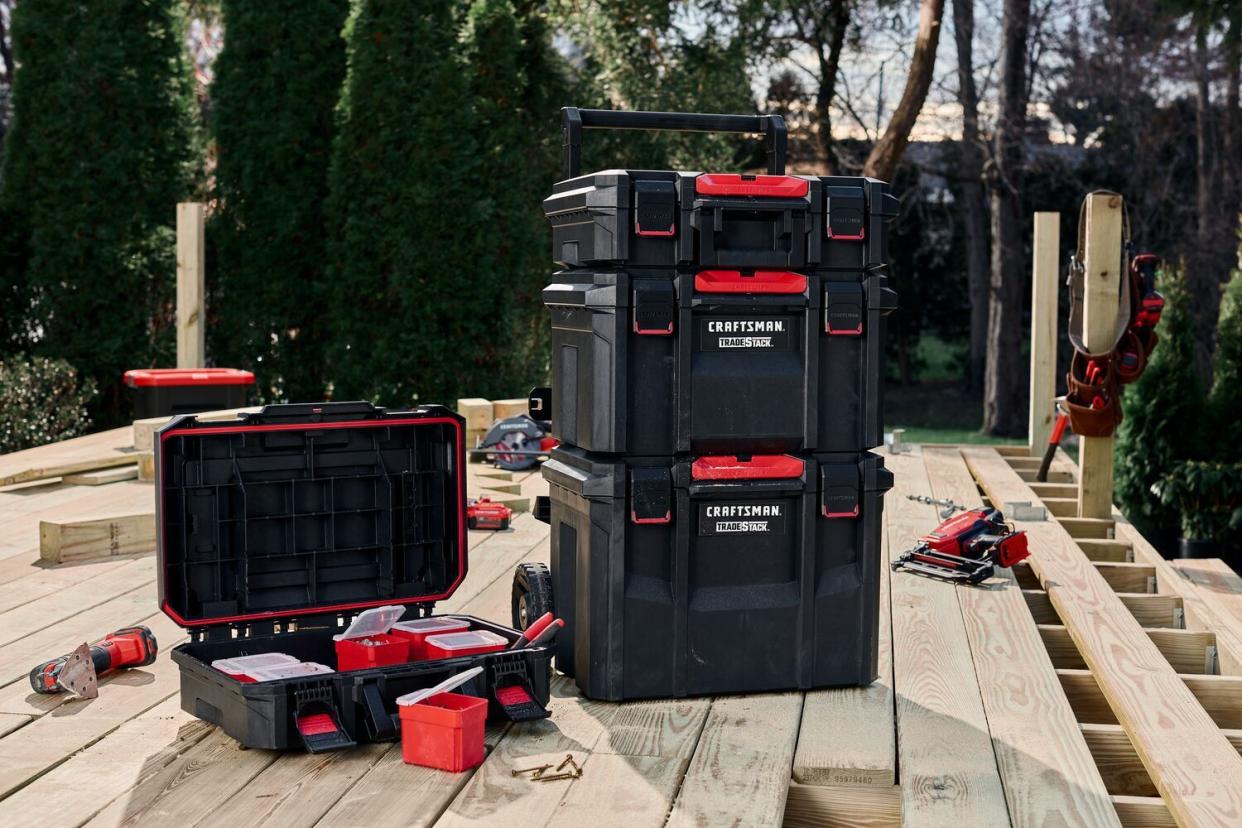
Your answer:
(423, 630), (507, 660)
(398, 692), (488, 772)
(335, 633), (409, 671)
(390, 617), (471, 661)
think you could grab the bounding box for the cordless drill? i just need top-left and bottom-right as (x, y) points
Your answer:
(30, 626), (159, 698)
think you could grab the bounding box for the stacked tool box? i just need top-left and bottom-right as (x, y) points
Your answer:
(532, 109), (896, 701)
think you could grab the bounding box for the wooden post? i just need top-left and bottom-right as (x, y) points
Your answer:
(1028, 212), (1060, 456)
(1077, 193), (1124, 519)
(176, 202), (206, 369)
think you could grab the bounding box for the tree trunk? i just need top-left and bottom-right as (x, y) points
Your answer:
(982, 0), (1031, 437)
(813, 0), (850, 173)
(1191, 21), (1218, 380)
(862, 0), (945, 181)
(954, 0), (988, 392)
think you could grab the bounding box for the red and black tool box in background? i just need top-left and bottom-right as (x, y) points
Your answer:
(541, 447), (891, 701)
(125, 367), (255, 419)
(156, 402), (551, 752)
(543, 269), (896, 456)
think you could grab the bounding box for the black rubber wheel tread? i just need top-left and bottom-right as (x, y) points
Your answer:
(511, 562), (553, 630)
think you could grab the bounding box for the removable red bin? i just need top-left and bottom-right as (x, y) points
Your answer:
(391, 617), (471, 661)
(335, 633), (409, 671)
(398, 692), (488, 772)
(424, 630), (507, 660)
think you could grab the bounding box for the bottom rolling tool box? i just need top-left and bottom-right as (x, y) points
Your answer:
(541, 446), (892, 701)
(155, 402), (552, 752)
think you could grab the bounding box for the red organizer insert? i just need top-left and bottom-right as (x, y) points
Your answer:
(399, 692), (488, 772)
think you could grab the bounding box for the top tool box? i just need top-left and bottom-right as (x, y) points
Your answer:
(545, 108), (897, 271)
(155, 402), (552, 752)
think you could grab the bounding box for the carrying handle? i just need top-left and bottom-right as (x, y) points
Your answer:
(256, 401), (383, 423)
(562, 107), (787, 179)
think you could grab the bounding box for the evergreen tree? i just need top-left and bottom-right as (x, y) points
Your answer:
(1207, 252), (1242, 462)
(1115, 265), (1206, 544)
(208, 0), (350, 402)
(326, 0), (508, 405)
(0, 0), (196, 418)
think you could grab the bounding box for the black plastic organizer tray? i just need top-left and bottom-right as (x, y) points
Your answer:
(156, 402), (552, 752)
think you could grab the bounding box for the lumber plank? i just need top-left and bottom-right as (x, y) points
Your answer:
(131, 407), (257, 453)
(1170, 559), (1242, 631)
(1043, 496), (1080, 517)
(490, 398), (528, 419)
(1029, 213), (1060, 457)
(1059, 517), (1116, 539)
(996, 445), (1035, 457)
(1077, 539), (1135, 563)
(1114, 593), (1184, 628)
(1057, 669), (1242, 735)
(63, 465), (139, 486)
(965, 446), (1242, 826)
(455, 398), (494, 431)
(83, 729), (279, 827)
(1093, 562), (1156, 594)
(1021, 469), (1075, 484)
(39, 513), (156, 566)
(922, 447), (1120, 827)
(882, 450), (1009, 827)
(664, 693), (802, 828)
(0, 697), (214, 826)
(1110, 795), (1177, 828)
(0, 426), (134, 486)
(0, 555), (143, 615)
(1031, 482), (1078, 499)
(793, 519), (894, 786)
(176, 202), (206, 368)
(783, 783), (901, 828)
(1081, 723), (1159, 798)
(1042, 625), (1218, 677)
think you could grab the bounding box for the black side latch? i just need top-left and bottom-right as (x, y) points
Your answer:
(826, 185), (866, 240)
(490, 656), (551, 722)
(820, 462), (861, 519)
(528, 386), (552, 421)
(634, 179), (677, 237)
(294, 683), (357, 753)
(533, 495), (551, 525)
(357, 681), (397, 742)
(631, 467), (672, 524)
(632, 279), (675, 336)
(824, 282), (864, 336)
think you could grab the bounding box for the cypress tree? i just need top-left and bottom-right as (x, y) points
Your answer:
(326, 0), (510, 405)
(208, 0), (349, 403)
(1115, 265), (1206, 544)
(1207, 261), (1242, 462)
(0, 0), (195, 418)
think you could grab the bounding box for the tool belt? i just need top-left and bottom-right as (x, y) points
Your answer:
(1063, 192), (1164, 438)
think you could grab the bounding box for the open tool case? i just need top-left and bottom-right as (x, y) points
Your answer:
(156, 402), (552, 752)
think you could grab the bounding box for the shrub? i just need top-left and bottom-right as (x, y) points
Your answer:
(0, 0), (197, 420)
(1208, 253), (1242, 461)
(0, 355), (96, 454)
(1114, 264), (1205, 544)
(1153, 461), (1242, 545)
(208, 0), (350, 403)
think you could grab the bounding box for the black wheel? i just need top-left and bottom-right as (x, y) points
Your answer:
(512, 562), (553, 630)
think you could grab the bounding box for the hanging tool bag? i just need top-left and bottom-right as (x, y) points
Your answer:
(1063, 192), (1165, 437)
(541, 447), (892, 701)
(544, 108), (898, 272)
(156, 402), (552, 752)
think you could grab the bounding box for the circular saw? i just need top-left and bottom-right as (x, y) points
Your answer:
(470, 414), (557, 471)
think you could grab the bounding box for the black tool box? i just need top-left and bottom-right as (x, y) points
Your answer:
(542, 269), (895, 455)
(540, 446), (891, 701)
(124, 367), (255, 419)
(156, 402), (552, 752)
(545, 108), (897, 271)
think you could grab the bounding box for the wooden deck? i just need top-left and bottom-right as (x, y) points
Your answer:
(1, 426), (1241, 827)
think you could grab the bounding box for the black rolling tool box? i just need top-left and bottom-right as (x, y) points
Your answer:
(155, 402), (552, 752)
(541, 446), (892, 701)
(544, 108), (898, 271)
(125, 367), (255, 419)
(542, 269), (896, 455)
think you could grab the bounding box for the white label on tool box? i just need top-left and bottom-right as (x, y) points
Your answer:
(699, 318), (793, 351)
(698, 502), (787, 535)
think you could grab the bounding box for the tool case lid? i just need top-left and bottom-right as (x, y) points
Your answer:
(155, 401), (467, 629)
(125, 367), (256, 388)
(332, 604), (406, 641)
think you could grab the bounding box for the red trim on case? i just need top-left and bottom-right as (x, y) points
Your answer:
(158, 416), (467, 628)
(694, 270), (807, 294)
(631, 510), (671, 525)
(822, 505), (861, 519)
(635, 221), (675, 237)
(691, 455), (805, 481)
(633, 320), (674, 335)
(124, 367), (255, 387)
(826, 323), (864, 336)
(695, 174), (808, 198)
(826, 227), (866, 241)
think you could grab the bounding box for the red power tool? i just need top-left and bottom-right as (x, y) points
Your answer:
(891, 508), (1030, 585)
(30, 626), (158, 698)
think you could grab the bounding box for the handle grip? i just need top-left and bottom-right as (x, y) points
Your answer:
(561, 107), (787, 179)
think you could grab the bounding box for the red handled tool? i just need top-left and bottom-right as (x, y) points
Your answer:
(30, 626), (158, 698)
(514, 618), (564, 650)
(509, 612), (554, 650)
(891, 508), (1030, 585)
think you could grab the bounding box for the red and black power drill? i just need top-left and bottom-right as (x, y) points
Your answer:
(30, 626), (158, 698)
(891, 508), (1030, 585)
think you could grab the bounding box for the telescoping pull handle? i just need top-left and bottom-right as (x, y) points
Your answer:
(561, 107), (788, 179)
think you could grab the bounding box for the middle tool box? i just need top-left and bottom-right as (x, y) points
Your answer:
(155, 402), (552, 752)
(542, 268), (896, 455)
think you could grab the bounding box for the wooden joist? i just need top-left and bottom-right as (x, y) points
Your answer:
(1058, 517), (1115, 539)
(1110, 794), (1177, 828)
(1080, 723), (1158, 798)
(922, 447), (1120, 826)
(783, 783), (901, 828)
(965, 447), (1242, 826)
(1025, 590), (1182, 628)
(39, 512), (155, 564)
(1076, 539), (1135, 563)
(1058, 668), (1242, 731)
(1092, 562), (1156, 594)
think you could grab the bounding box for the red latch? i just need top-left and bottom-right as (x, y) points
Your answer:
(633, 320), (674, 335)
(822, 505), (860, 519)
(694, 270), (807, 294)
(631, 510), (672, 525)
(636, 221), (675, 237)
(692, 455), (805, 481)
(695, 174), (808, 198)
(297, 713), (341, 737)
(827, 227), (866, 242)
